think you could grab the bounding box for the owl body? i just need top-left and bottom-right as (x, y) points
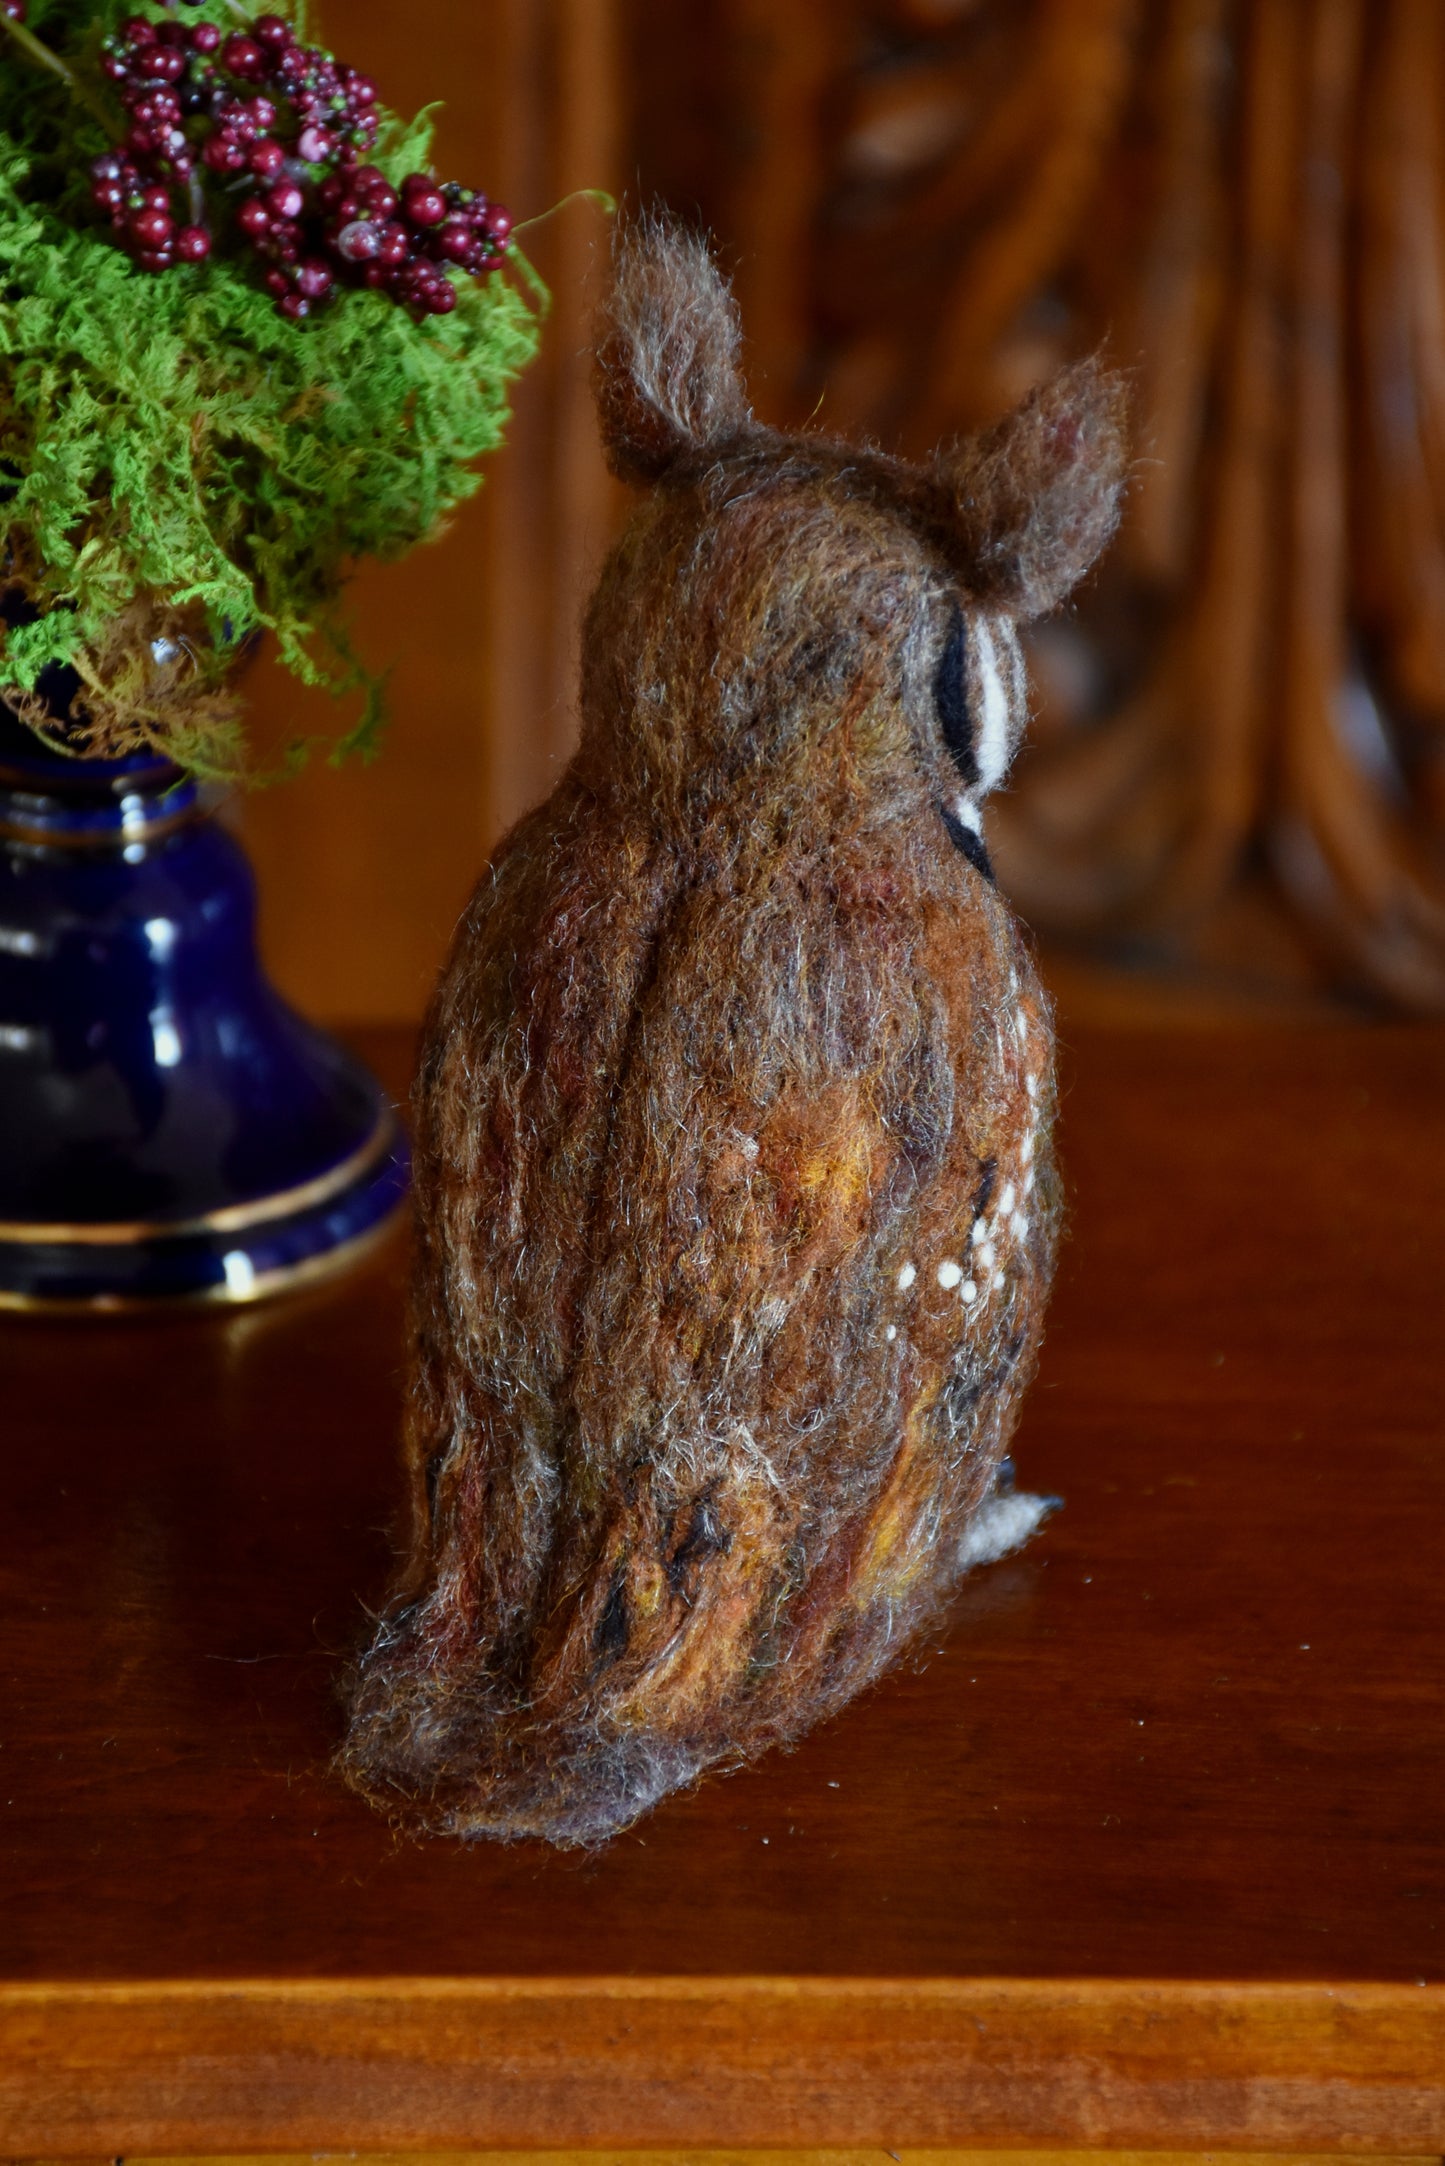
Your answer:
(343, 222), (1123, 1845)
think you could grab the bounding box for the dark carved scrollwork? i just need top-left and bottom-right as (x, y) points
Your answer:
(629, 0), (1445, 1008)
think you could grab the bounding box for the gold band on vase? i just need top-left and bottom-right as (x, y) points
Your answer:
(0, 1107), (399, 1248)
(0, 1201), (406, 1313)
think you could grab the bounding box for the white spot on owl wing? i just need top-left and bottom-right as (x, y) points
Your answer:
(885, 1323), (897, 1342)
(937, 1258), (963, 1289)
(999, 1181), (1017, 1216)
(960, 1279), (978, 1305)
(897, 1261), (916, 1291)
(973, 616), (1015, 792)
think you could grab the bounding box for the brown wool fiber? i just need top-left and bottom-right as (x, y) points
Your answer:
(341, 217), (1127, 1848)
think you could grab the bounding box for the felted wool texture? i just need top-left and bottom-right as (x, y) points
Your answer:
(341, 215), (1126, 1848)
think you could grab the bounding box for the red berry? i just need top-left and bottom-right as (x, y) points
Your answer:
(264, 268), (289, 297)
(175, 224), (211, 262)
(140, 183), (170, 213)
(297, 124), (334, 163)
(483, 204), (513, 244)
(136, 248), (174, 273)
(268, 218), (301, 262)
(433, 218), (475, 264)
(122, 16), (157, 44)
(354, 168), (397, 219)
(374, 221), (409, 266)
(248, 138), (285, 178)
(131, 207), (173, 248)
(346, 73), (377, 107)
(264, 178), (305, 221)
(142, 45), (185, 82)
(154, 18), (187, 45)
(92, 179), (127, 214)
(203, 131), (247, 176)
(1, 2), (27, 21)
(189, 22), (220, 53)
(279, 293), (310, 320)
(235, 196), (271, 240)
(254, 13), (291, 48)
(295, 256), (333, 301)
(402, 175), (446, 227)
(222, 33), (264, 79)
(249, 96), (278, 131)
(425, 280), (457, 315)
(335, 218), (381, 263)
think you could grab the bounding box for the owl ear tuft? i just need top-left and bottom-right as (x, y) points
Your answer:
(940, 359), (1128, 620)
(593, 213), (752, 484)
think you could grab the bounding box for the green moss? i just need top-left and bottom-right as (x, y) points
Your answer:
(0, 0), (543, 772)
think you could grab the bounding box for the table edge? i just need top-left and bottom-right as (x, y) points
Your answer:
(1, 1976), (1441, 2153)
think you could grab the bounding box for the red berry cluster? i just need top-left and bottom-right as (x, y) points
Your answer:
(87, 9), (512, 321)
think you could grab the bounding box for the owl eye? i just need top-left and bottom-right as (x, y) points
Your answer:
(933, 605), (996, 883)
(933, 604), (978, 787)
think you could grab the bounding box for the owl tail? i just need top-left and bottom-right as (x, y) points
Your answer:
(340, 1596), (712, 1847)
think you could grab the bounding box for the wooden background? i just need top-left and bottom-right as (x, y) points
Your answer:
(244, 0), (1445, 1026)
(242, 0), (623, 1028)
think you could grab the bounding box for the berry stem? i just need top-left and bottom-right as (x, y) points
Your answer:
(509, 187), (616, 240)
(0, 14), (114, 130)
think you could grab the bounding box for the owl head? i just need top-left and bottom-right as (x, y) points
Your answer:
(581, 216), (1127, 862)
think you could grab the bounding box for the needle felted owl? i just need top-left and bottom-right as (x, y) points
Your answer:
(342, 216), (1126, 1846)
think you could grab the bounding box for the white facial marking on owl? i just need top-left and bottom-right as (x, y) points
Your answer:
(972, 616), (1013, 792)
(937, 1258), (963, 1289)
(952, 793), (983, 834)
(897, 1260), (916, 1291)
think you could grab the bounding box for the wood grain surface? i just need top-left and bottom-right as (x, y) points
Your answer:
(1, 1981), (1443, 2153)
(1, 1022), (1441, 2149)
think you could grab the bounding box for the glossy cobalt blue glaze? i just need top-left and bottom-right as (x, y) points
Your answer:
(0, 712), (408, 1307)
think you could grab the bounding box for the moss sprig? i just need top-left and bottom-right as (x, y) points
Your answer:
(0, 0), (543, 774)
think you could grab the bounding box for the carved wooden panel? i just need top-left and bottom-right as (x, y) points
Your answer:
(628, 0), (1445, 1010)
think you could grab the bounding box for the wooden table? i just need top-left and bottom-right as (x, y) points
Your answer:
(3, 1023), (1443, 2158)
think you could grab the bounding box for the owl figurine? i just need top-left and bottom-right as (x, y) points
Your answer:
(342, 217), (1126, 1846)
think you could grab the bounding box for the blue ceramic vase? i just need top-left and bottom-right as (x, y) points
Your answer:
(0, 710), (408, 1309)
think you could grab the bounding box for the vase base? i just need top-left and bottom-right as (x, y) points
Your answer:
(0, 1109), (409, 1312)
